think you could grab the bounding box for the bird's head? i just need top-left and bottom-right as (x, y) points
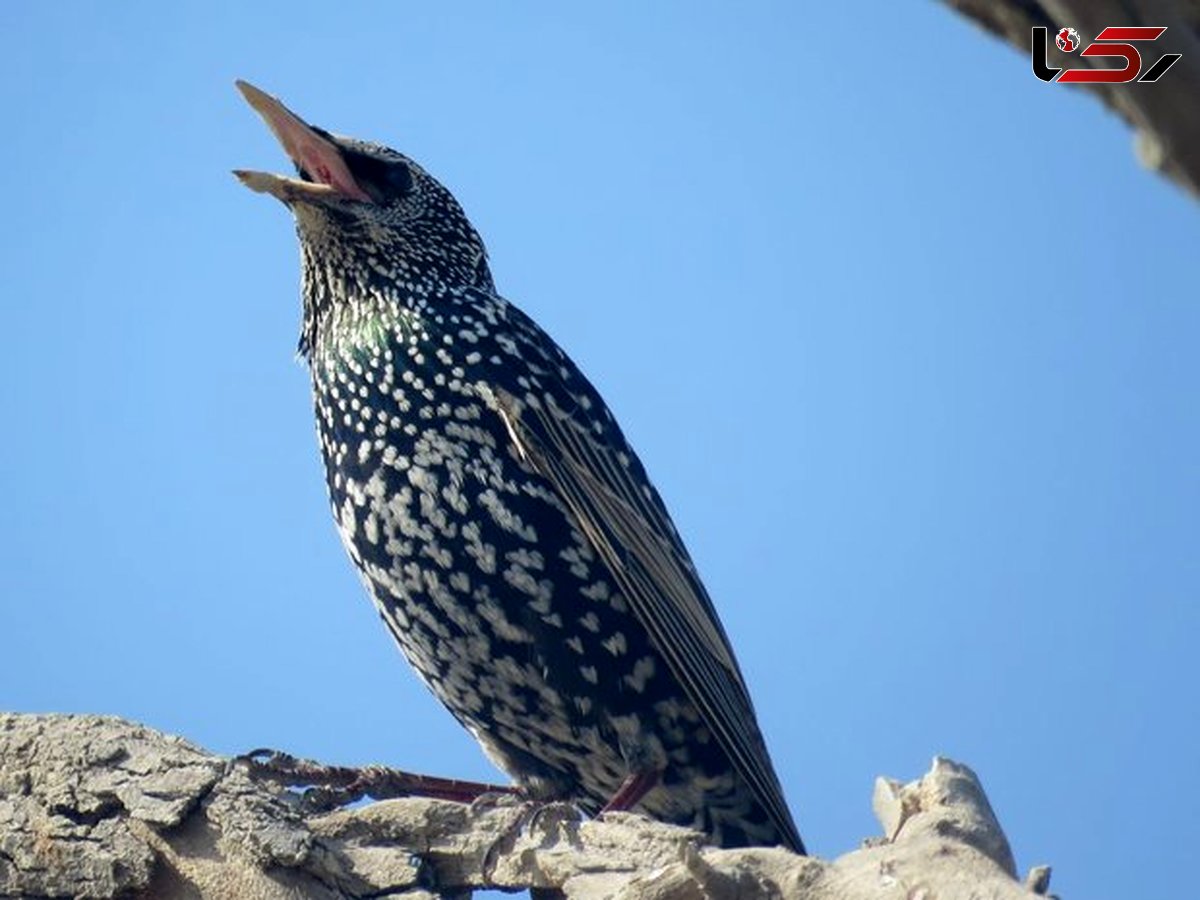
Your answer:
(234, 80), (493, 336)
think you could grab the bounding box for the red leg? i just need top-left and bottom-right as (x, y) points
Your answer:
(242, 749), (520, 809)
(346, 764), (520, 803)
(600, 768), (662, 813)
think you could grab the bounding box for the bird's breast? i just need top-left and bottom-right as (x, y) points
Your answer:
(308, 314), (681, 761)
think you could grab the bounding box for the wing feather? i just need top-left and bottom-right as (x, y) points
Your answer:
(491, 380), (802, 852)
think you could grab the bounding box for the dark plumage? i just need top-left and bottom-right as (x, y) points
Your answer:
(235, 81), (804, 853)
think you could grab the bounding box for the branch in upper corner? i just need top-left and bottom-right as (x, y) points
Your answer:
(940, 0), (1200, 200)
(0, 713), (1050, 899)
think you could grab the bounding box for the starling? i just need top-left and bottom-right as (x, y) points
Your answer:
(234, 81), (804, 854)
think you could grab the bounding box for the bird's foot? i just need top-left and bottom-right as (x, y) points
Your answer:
(480, 799), (583, 883)
(239, 748), (520, 812)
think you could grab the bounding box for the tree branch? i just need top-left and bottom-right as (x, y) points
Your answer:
(0, 713), (1052, 899)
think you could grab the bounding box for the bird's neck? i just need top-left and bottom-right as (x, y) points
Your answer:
(300, 260), (424, 360)
(296, 236), (494, 360)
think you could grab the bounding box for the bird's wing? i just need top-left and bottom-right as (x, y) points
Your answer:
(484, 314), (802, 851)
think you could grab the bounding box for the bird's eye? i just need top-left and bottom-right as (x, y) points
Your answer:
(342, 150), (413, 203)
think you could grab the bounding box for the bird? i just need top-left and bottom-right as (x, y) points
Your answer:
(234, 80), (804, 854)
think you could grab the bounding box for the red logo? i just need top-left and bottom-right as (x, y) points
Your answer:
(1056, 28), (1081, 52)
(1032, 26), (1181, 83)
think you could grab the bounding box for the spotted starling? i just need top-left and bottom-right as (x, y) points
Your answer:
(235, 81), (804, 854)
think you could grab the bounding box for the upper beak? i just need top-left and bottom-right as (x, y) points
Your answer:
(233, 80), (372, 203)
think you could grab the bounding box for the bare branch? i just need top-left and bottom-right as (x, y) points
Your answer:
(0, 714), (1051, 899)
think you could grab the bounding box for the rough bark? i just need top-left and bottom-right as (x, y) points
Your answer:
(0, 713), (1052, 899)
(940, 0), (1200, 199)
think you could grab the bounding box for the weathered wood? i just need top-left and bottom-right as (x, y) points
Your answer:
(0, 714), (1049, 899)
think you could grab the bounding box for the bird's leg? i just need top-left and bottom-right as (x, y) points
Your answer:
(241, 749), (520, 812)
(600, 768), (663, 813)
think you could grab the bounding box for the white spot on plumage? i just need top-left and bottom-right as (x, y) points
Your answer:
(624, 656), (656, 693)
(602, 632), (627, 656)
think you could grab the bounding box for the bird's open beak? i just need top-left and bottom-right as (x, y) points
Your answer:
(233, 80), (372, 203)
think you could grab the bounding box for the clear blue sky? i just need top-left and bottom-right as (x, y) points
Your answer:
(2, 4), (1195, 898)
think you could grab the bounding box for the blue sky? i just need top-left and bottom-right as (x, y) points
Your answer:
(2, 4), (1196, 898)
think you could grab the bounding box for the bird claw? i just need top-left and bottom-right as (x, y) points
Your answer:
(468, 789), (528, 814)
(479, 800), (584, 882)
(235, 748), (365, 810)
(237, 748), (336, 786)
(526, 800), (585, 836)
